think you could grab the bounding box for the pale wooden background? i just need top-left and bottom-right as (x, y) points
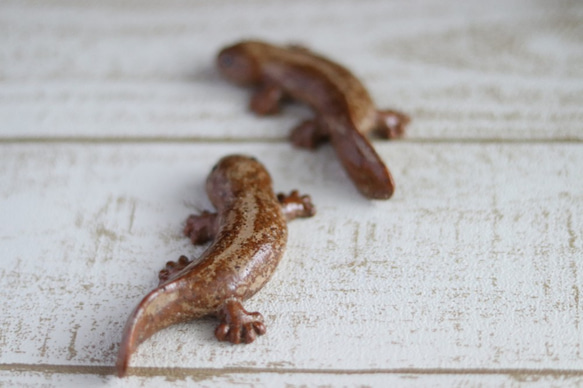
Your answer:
(1, 0), (582, 387)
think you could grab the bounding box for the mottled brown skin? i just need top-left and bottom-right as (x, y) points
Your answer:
(116, 155), (315, 377)
(217, 40), (410, 199)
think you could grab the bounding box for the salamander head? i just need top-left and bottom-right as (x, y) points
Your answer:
(206, 155), (273, 208)
(217, 41), (263, 85)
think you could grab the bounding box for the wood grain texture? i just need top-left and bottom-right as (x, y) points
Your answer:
(1, 0), (582, 386)
(0, 0), (581, 140)
(0, 143), (581, 380)
(2, 368), (582, 387)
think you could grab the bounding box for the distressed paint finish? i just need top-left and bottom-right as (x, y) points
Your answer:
(0, 143), (581, 372)
(1, 0), (583, 386)
(1, 1), (581, 141)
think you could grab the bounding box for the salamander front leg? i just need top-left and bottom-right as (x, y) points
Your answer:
(375, 109), (410, 139)
(277, 190), (316, 220)
(215, 299), (266, 344)
(184, 210), (218, 245)
(250, 83), (285, 115)
(290, 119), (330, 149)
(158, 255), (191, 285)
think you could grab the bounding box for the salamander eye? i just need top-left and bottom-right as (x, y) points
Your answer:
(211, 163), (219, 172)
(220, 53), (234, 68)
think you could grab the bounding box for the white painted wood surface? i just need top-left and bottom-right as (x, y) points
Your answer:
(1, 0), (582, 386)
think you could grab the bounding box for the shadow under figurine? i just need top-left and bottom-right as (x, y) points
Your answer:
(217, 40), (410, 199)
(116, 155), (315, 377)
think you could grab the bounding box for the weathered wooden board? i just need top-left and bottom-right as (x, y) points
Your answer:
(0, 143), (581, 379)
(0, 0), (581, 141)
(1, 0), (582, 386)
(1, 368), (582, 388)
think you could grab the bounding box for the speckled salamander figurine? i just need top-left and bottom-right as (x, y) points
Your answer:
(116, 155), (315, 377)
(217, 40), (410, 199)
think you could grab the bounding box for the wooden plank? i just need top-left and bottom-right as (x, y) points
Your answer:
(0, 0), (581, 140)
(1, 368), (583, 388)
(1, 0), (582, 385)
(0, 142), (581, 374)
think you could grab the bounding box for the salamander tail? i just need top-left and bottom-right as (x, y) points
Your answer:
(116, 281), (200, 377)
(330, 127), (396, 199)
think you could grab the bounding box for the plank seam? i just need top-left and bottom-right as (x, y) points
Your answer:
(0, 137), (581, 145)
(1, 364), (582, 378)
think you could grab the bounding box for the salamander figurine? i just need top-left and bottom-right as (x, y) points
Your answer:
(217, 40), (410, 199)
(116, 155), (315, 377)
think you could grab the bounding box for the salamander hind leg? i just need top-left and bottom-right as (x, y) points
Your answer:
(375, 109), (411, 139)
(290, 119), (330, 149)
(277, 190), (316, 220)
(250, 83), (285, 115)
(184, 210), (218, 245)
(215, 299), (266, 344)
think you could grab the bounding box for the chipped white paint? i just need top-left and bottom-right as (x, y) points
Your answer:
(0, 0), (582, 386)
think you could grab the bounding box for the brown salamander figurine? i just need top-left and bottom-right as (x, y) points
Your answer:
(217, 40), (410, 199)
(116, 155), (315, 377)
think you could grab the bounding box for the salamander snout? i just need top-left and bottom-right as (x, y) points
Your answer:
(217, 44), (260, 85)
